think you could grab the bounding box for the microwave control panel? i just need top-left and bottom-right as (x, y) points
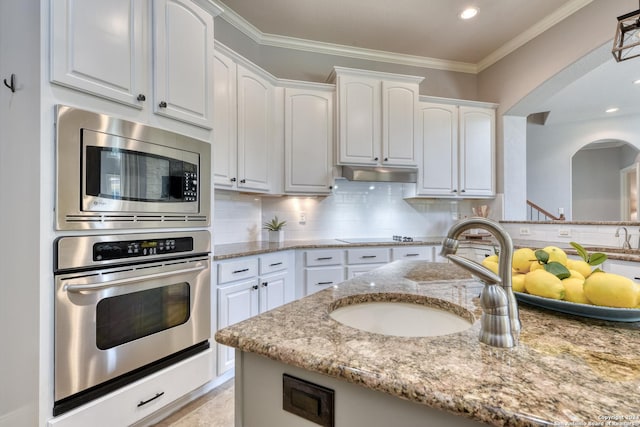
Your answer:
(183, 171), (198, 201)
(93, 237), (194, 261)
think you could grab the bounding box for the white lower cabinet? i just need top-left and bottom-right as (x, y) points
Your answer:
(391, 246), (434, 261)
(301, 249), (345, 296)
(216, 252), (293, 375)
(48, 349), (212, 427)
(346, 247), (390, 278)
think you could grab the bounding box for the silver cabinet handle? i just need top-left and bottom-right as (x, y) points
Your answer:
(361, 255), (377, 259)
(269, 262), (283, 267)
(317, 281), (333, 285)
(232, 268), (250, 274)
(64, 265), (206, 293)
(404, 253), (419, 257)
(316, 257), (333, 261)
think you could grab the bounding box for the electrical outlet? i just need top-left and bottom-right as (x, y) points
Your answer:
(299, 212), (307, 224)
(519, 227), (530, 236)
(558, 229), (571, 237)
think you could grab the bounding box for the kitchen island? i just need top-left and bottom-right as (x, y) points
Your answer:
(215, 261), (640, 427)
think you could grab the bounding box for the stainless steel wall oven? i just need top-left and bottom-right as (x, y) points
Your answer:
(53, 231), (211, 416)
(55, 105), (211, 230)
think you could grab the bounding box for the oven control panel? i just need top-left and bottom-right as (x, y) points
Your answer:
(93, 237), (194, 261)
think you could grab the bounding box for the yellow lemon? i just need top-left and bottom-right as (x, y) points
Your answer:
(583, 272), (639, 308)
(484, 254), (499, 263)
(542, 246), (568, 266)
(566, 259), (592, 278)
(481, 259), (499, 275)
(524, 269), (565, 300)
(511, 273), (526, 292)
(568, 269), (585, 280)
(512, 248), (536, 274)
(562, 277), (590, 304)
(530, 261), (544, 272)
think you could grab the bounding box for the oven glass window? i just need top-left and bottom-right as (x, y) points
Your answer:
(85, 146), (197, 203)
(96, 283), (190, 350)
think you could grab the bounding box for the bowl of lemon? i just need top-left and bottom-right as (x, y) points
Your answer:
(482, 243), (640, 322)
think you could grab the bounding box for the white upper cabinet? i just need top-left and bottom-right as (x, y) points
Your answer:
(458, 106), (495, 197)
(236, 64), (273, 192)
(50, 0), (146, 106)
(152, 0), (215, 128)
(415, 102), (495, 198)
(283, 86), (334, 194)
(381, 81), (420, 166)
(51, 0), (217, 128)
(213, 51), (238, 188)
(213, 45), (274, 193)
(332, 67), (422, 167)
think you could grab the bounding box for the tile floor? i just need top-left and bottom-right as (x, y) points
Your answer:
(152, 379), (234, 427)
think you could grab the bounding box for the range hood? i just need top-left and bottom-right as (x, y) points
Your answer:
(341, 165), (418, 183)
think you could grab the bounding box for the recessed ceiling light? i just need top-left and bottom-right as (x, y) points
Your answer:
(634, 79), (640, 85)
(606, 107), (619, 113)
(460, 7), (478, 20)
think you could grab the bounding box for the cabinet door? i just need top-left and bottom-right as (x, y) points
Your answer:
(459, 106), (495, 197)
(153, 0), (214, 128)
(382, 81), (419, 166)
(50, 0), (146, 107)
(417, 103), (458, 197)
(217, 278), (260, 374)
(337, 75), (381, 165)
(305, 267), (345, 295)
(284, 88), (334, 194)
(237, 64), (273, 192)
(259, 272), (286, 313)
(213, 51), (238, 188)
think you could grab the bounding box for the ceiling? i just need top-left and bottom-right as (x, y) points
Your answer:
(216, 0), (640, 124)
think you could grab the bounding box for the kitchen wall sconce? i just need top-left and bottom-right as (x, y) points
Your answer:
(612, 3), (640, 62)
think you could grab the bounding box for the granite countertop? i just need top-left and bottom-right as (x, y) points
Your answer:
(213, 238), (445, 260)
(215, 261), (640, 427)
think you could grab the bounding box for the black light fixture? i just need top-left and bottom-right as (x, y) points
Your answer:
(612, 2), (640, 62)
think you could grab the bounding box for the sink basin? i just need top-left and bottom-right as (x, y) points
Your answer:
(329, 300), (473, 337)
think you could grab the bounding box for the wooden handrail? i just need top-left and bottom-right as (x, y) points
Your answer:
(526, 200), (565, 221)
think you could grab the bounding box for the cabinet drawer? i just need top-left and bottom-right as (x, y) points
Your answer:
(391, 246), (432, 261)
(48, 349), (212, 427)
(346, 248), (390, 265)
(218, 257), (259, 284)
(305, 267), (345, 295)
(305, 249), (344, 267)
(259, 252), (289, 275)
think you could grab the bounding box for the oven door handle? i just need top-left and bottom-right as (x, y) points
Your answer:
(63, 264), (207, 293)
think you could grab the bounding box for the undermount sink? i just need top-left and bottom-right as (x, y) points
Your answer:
(329, 299), (473, 337)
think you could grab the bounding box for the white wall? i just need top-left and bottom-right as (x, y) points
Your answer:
(527, 114), (640, 220)
(0, 1), (41, 426)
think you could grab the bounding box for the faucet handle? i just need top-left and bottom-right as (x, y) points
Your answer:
(446, 254), (502, 286)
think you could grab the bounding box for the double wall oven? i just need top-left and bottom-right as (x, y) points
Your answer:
(53, 106), (213, 416)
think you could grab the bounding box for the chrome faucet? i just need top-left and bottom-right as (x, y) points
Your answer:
(615, 226), (631, 250)
(441, 218), (520, 348)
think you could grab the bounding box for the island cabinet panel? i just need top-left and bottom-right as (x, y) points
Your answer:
(236, 351), (487, 427)
(415, 102), (495, 198)
(284, 87), (334, 194)
(333, 67), (422, 167)
(213, 46), (274, 193)
(50, 0), (215, 128)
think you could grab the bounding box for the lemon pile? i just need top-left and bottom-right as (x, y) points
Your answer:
(481, 245), (640, 309)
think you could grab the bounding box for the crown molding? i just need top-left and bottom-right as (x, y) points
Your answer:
(218, 0), (594, 75)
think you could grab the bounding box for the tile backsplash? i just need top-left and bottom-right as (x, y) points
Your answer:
(213, 180), (504, 244)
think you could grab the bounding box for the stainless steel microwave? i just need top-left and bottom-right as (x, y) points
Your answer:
(55, 105), (211, 230)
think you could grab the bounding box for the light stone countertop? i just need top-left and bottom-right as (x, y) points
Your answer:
(215, 260), (640, 427)
(213, 238), (445, 260)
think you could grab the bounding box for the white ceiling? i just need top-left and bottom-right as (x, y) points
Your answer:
(216, 0), (640, 124)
